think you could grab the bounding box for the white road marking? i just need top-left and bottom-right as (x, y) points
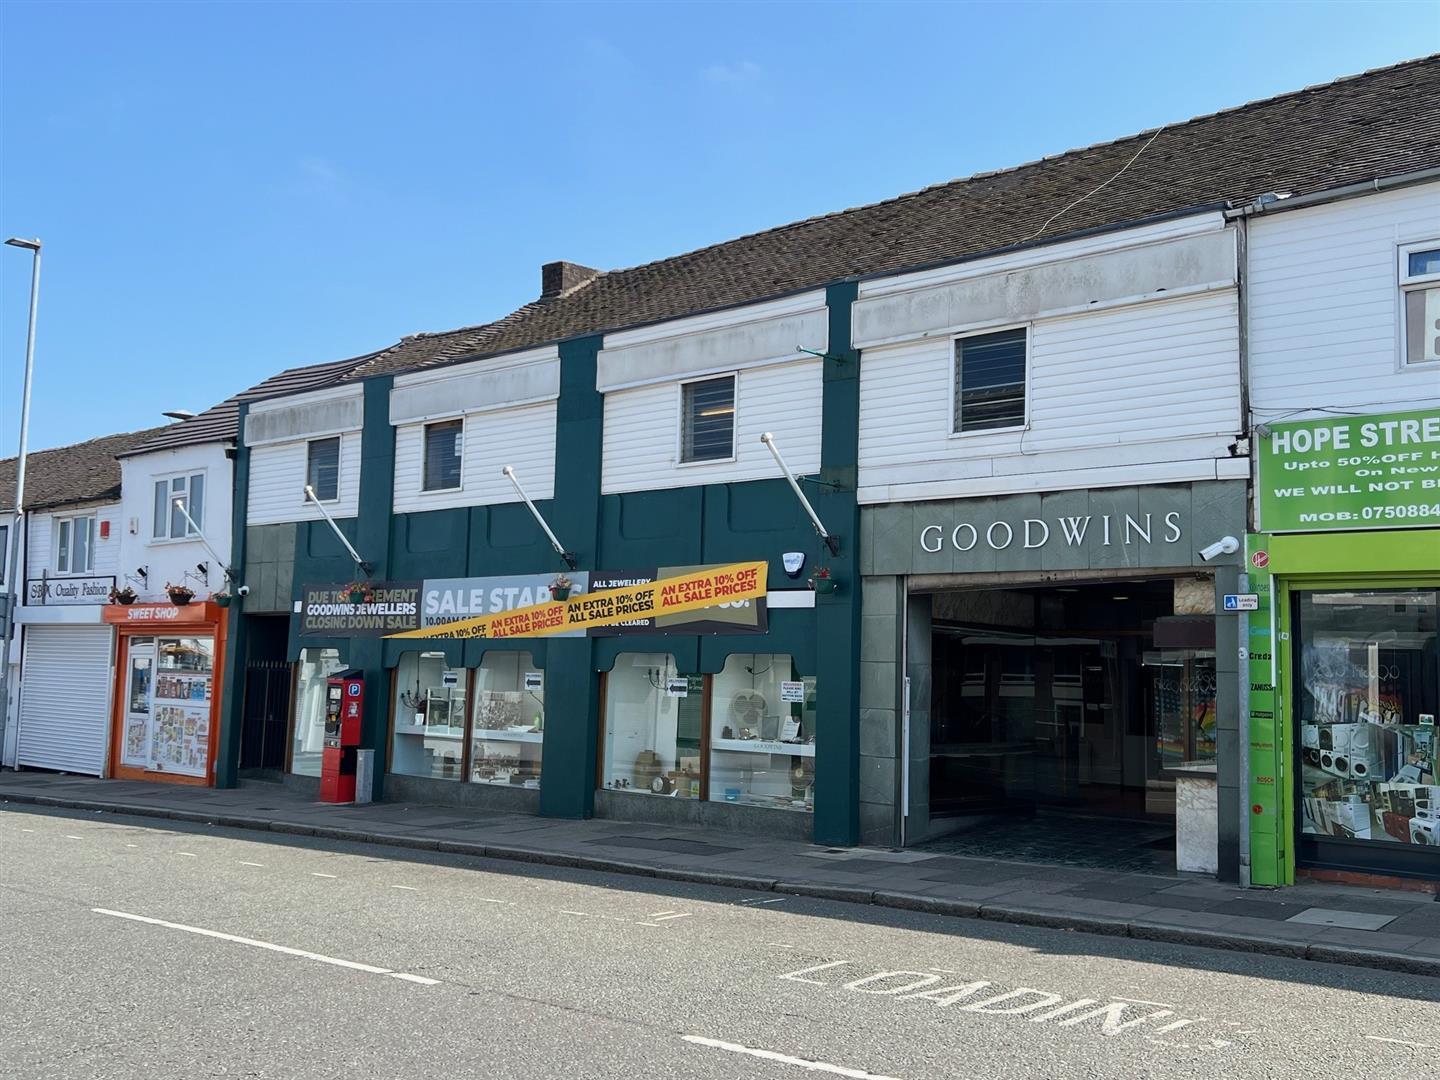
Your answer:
(390, 885), (418, 891)
(65, 835), (83, 840)
(560, 910), (589, 916)
(125, 843), (137, 848)
(651, 912), (692, 922)
(780, 960), (851, 984)
(238, 862), (264, 868)
(682, 1035), (901, 1080)
(21, 828), (34, 833)
(476, 898), (509, 904)
(649, 910), (679, 917)
(91, 908), (436, 987)
(1112, 997), (1172, 1008)
(311, 872), (337, 879)
(742, 897), (786, 905)
(177, 852), (198, 858)
(1365, 1035), (1437, 1050)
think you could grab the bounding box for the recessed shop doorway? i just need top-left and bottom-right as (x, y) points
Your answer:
(920, 575), (1217, 868)
(238, 616), (293, 779)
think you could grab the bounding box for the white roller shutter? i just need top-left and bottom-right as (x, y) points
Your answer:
(17, 625), (115, 775)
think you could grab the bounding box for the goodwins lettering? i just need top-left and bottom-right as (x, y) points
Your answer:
(919, 512), (1182, 553)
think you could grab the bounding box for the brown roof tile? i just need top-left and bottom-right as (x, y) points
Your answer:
(0, 427), (172, 513)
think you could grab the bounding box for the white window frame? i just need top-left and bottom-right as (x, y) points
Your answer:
(948, 322), (1032, 439)
(54, 513), (97, 575)
(675, 371), (738, 467)
(0, 522), (9, 585)
(305, 436), (343, 504)
(420, 417), (466, 493)
(151, 470), (207, 542)
(1398, 239), (1440, 368)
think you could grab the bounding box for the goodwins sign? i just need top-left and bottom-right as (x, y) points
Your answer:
(861, 481), (1246, 576)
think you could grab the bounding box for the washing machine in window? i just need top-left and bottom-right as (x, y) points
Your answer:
(1410, 818), (1439, 845)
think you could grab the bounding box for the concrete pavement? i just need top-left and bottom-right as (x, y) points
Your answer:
(1, 769), (1437, 979)
(3, 802), (1438, 1080)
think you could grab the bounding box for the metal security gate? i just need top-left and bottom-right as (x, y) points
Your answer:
(239, 658), (292, 773)
(17, 624), (115, 775)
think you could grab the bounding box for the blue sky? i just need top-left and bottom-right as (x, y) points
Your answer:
(1, 1), (1435, 451)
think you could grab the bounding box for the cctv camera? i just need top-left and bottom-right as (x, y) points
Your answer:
(1198, 535), (1240, 562)
(236, 584), (251, 597)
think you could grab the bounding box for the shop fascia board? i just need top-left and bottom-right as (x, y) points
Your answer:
(244, 387), (364, 448)
(389, 350), (561, 426)
(596, 292), (828, 393)
(852, 227), (1237, 351)
(1257, 530), (1440, 576)
(908, 566), (1212, 592)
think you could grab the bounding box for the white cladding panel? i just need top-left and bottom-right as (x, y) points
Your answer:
(17, 624), (114, 775)
(1247, 182), (1440, 419)
(392, 401), (557, 513)
(390, 350), (560, 424)
(602, 359), (822, 494)
(247, 432), (362, 525)
(25, 503), (122, 581)
(244, 385), (363, 446)
(858, 291), (1242, 504)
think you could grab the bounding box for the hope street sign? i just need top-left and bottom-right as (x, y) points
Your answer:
(1257, 408), (1440, 533)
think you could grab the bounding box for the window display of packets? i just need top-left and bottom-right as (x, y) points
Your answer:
(155, 674), (210, 703)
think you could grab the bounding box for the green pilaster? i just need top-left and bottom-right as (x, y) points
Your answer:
(813, 281), (862, 846)
(538, 335), (605, 819)
(215, 402), (252, 789)
(353, 377), (397, 798)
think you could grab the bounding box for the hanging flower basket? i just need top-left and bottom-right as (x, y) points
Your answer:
(347, 584), (371, 605)
(108, 585), (138, 606)
(808, 567), (838, 595)
(165, 583), (195, 607)
(549, 574), (573, 601)
(213, 591), (232, 609)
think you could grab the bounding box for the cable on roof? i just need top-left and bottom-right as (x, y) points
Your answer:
(1021, 125), (1168, 244)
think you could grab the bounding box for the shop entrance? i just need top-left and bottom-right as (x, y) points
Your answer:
(923, 576), (1217, 867)
(238, 616), (292, 778)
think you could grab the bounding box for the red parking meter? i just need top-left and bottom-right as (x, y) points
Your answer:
(320, 670), (364, 803)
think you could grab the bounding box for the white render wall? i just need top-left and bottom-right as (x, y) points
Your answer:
(248, 431), (363, 525)
(1247, 181), (1440, 420)
(118, 442), (234, 601)
(602, 358), (823, 494)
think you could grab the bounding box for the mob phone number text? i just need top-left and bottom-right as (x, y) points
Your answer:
(1299, 503), (1440, 523)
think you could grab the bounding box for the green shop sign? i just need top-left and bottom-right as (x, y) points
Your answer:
(1257, 408), (1440, 532)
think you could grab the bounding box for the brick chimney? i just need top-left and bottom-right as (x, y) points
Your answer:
(541, 260), (600, 299)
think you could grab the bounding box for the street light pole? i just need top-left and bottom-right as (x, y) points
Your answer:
(1, 237), (42, 767)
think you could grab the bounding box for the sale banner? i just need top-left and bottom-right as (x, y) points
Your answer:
(387, 561), (768, 640)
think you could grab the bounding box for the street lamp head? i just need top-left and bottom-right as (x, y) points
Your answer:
(4, 237), (41, 252)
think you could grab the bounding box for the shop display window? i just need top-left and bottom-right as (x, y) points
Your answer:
(602, 654), (703, 796)
(600, 652), (816, 809)
(708, 654), (815, 811)
(1295, 589), (1438, 849)
(292, 647), (344, 776)
(120, 635), (215, 777)
(1145, 650), (1218, 770)
(391, 651), (467, 780)
(471, 651), (544, 788)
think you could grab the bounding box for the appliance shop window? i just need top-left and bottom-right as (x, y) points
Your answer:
(293, 647), (344, 776)
(709, 653), (815, 811)
(470, 651), (544, 788)
(55, 514), (96, 574)
(391, 651), (467, 780)
(602, 654), (703, 796)
(1296, 589), (1438, 848)
(422, 419), (464, 491)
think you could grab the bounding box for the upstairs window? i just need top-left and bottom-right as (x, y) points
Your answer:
(954, 326), (1028, 434)
(0, 523), (7, 584)
(680, 375), (736, 463)
(306, 437), (341, 502)
(423, 419), (463, 491)
(56, 515), (96, 574)
(1401, 242), (1440, 365)
(153, 473), (205, 540)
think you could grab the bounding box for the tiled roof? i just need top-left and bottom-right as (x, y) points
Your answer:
(0, 427), (171, 513)
(120, 354), (375, 456)
(357, 54), (1440, 376)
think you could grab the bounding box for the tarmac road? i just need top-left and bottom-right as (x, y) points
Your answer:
(2, 804), (1437, 1080)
